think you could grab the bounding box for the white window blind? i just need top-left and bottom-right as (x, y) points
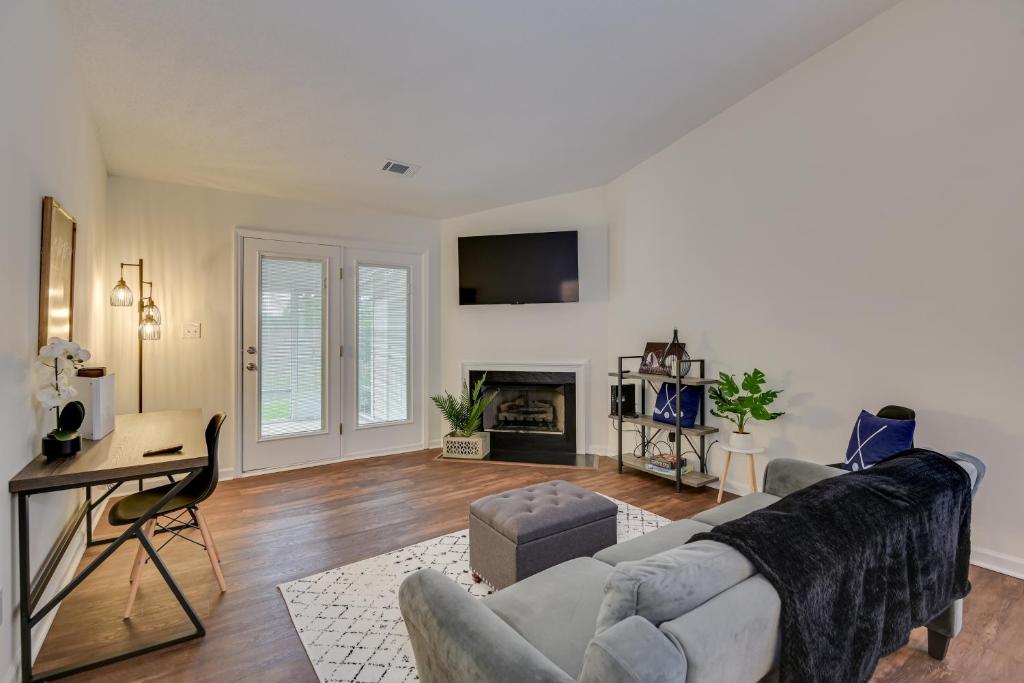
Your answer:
(357, 264), (410, 426)
(259, 257), (325, 437)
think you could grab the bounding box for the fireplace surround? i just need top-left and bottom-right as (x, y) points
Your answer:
(462, 361), (590, 466)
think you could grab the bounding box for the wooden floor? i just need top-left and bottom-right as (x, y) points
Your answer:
(35, 450), (1024, 682)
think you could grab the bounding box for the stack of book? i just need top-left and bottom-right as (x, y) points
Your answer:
(647, 455), (689, 476)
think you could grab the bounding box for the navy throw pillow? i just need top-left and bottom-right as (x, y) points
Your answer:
(652, 383), (702, 428)
(843, 410), (916, 471)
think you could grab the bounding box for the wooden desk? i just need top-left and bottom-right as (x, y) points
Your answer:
(9, 410), (209, 682)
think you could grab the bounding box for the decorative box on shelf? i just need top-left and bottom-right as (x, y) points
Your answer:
(442, 431), (491, 459)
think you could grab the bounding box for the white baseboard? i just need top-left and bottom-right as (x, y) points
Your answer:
(971, 547), (1024, 580)
(235, 443), (430, 478)
(3, 660), (16, 683)
(344, 442), (432, 460)
(428, 438), (442, 449)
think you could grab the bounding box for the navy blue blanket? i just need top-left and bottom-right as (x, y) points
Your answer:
(691, 449), (972, 682)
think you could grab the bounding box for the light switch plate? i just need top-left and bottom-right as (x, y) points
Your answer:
(182, 322), (202, 339)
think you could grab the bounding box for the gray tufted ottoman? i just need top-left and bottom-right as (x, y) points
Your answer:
(468, 480), (618, 590)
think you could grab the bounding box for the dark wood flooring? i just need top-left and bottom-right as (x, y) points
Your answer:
(34, 450), (1024, 682)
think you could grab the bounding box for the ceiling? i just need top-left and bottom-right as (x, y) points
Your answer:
(61, 0), (900, 218)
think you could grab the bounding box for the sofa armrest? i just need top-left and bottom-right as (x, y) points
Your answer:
(659, 575), (781, 682)
(579, 615), (686, 683)
(946, 451), (985, 495)
(398, 569), (574, 683)
(763, 458), (845, 498)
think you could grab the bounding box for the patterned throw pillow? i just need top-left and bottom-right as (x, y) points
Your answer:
(652, 383), (702, 427)
(843, 410), (916, 471)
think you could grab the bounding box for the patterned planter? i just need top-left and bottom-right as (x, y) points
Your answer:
(442, 431), (491, 459)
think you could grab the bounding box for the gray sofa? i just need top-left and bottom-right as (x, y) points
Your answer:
(399, 453), (985, 682)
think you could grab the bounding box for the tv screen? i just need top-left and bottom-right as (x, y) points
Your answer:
(459, 231), (579, 305)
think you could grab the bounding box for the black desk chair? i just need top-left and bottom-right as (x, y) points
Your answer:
(110, 413), (228, 619)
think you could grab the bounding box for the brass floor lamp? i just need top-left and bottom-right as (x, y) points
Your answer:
(110, 259), (162, 413)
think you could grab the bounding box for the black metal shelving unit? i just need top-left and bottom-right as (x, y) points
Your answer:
(610, 355), (719, 492)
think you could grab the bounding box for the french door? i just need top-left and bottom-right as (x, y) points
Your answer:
(241, 238), (342, 472)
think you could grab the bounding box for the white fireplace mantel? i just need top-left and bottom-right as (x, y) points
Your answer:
(460, 360), (590, 455)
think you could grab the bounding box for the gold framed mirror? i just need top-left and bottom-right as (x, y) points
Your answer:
(38, 196), (77, 349)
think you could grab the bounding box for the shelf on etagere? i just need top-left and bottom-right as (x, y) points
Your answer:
(608, 371), (717, 386)
(608, 413), (717, 437)
(619, 454), (719, 488)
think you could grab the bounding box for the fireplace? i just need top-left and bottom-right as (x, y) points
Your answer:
(468, 369), (577, 465)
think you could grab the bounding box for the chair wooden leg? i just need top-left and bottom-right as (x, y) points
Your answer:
(127, 519), (152, 584)
(194, 507), (227, 592)
(124, 519), (156, 619)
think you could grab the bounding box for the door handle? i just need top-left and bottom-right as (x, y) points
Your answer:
(246, 346), (257, 355)
(246, 362), (257, 371)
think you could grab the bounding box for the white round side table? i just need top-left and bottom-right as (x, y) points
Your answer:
(714, 444), (766, 503)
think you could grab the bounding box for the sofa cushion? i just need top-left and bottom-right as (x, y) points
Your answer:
(594, 519), (712, 566)
(483, 557), (613, 678)
(595, 540), (756, 633)
(470, 480), (618, 543)
(763, 458), (846, 498)
(691, 492), (779, 527)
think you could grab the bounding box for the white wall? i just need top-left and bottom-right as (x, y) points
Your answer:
(605, 0), (1024, 572)
(105, 176), (441, 475)
(439, 187), (609, 453)
(0, 1), (109, 679)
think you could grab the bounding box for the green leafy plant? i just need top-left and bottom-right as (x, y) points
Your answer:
(709, 368), (784, 434)
(431, 373), (498, 437)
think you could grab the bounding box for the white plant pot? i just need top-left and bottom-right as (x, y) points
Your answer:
(442, 431), (491, 459)
(729, 431), (754, 450)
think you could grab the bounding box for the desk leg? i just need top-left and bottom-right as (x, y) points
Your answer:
(85, 486), (93, 546)
(23, 471), (205, 682)
(18, 493), (32, 683)
(717, 451), (733, 504)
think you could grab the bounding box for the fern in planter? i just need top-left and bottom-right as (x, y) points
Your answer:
(431, 373), (498, 437)
(709, 368), (784, 440)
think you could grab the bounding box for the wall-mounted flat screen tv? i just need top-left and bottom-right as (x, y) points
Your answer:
(458, 230), (579, 305)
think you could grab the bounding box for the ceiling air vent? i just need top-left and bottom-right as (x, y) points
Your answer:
(382, 159), (420, 177)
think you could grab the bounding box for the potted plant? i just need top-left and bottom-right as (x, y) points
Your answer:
(36, 338), (91, 458)
(709, 368), (784, 450)
(431, 374), (498, 459)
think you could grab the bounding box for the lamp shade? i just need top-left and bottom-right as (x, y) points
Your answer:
(139, 312), (161, 340)
(142, 298), (162, 324)
(110, 279), (134, 306)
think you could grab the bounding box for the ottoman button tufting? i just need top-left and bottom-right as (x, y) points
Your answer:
(468, 480), (618, 590)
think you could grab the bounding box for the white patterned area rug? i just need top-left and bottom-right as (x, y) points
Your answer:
(278, 496), (669, 683)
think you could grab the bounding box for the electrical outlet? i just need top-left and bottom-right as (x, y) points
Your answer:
(182, 322), (202, 339)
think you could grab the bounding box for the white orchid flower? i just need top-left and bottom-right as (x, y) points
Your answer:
(39, 344), (61, 359)
(36, 386), (63, 408)
(78, 348), (92, 362)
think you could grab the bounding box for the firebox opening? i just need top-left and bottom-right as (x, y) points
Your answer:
(484, 385), (566, 435)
